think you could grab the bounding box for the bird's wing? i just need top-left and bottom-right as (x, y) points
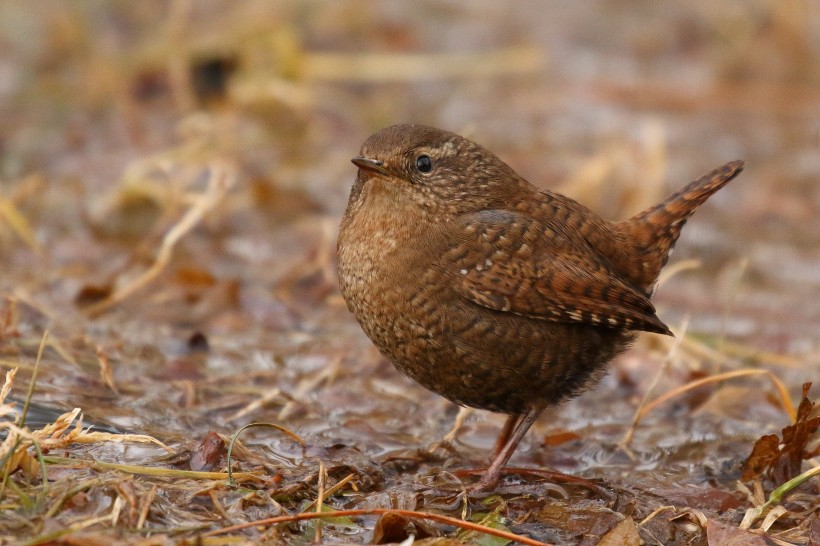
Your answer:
(444, 210), (672, 335)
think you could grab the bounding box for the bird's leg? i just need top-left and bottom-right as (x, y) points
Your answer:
(472, 406), (542, 491)
(491, 413), (522, 460)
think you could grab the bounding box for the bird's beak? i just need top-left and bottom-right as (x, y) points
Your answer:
(351, 156), (391, 176)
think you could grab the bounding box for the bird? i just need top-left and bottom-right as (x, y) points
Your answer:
(337, 123), (744, 490)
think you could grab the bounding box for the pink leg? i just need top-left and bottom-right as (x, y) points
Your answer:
(491, 413), (522, 460)
(473, 406), (542, 491)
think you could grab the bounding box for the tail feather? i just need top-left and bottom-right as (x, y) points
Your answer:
(616, 160), (745, 293)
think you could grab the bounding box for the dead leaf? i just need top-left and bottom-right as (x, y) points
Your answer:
(742, 382), (820, 484)
(371, 512), (413, 544)
(190, 431), (225, 471)
(741, 434), (780, 482)
(706, 519), (768, 545)
(597, 517), (641, 546)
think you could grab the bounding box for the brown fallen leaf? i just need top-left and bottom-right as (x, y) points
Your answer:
(742, 434), (781, 482)
(706, 519), (768, 545)
(596, 517), (640, 546)
(742, 382), (820, 484)
(371, 512), (414, 544)
(190, 431), (226, 471)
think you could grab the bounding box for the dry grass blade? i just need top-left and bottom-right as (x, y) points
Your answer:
(136, 484), (158, 530)
(443, 406), (472, 443)
(226, 422), (306, 485)
(42, 455), (261, 481)
(0, 331), (50, 502)
(58, 430), (172, 451)
(43, 477), (107, 519)
(85, 164), (236, 317)
(620, 317), (689, 450)
(19, 329), (48, 428)
(203, 507), (555, 546)
(95, 345), (118, 394)
(635, 369), (797, 424)
(0, 194), (42, 255)
(0, 368), (18, 411)
(301, 473), (357, 513)
(226, 388), (282, 422)
(637, 505), (676, 526)
(656, 259), (701, 287)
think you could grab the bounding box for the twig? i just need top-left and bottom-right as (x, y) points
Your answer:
(314, 461), (325, 543)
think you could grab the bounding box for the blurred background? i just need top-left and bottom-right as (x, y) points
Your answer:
(0, 1), (818, 542)
(2, 1), (818, 342)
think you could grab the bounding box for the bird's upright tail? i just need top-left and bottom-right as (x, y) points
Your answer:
(615, 160), (745, 294)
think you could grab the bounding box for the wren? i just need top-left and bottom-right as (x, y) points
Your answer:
(337, 123), (744, 490)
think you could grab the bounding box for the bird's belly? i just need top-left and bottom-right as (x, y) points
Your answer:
(338, 211), (634, 415)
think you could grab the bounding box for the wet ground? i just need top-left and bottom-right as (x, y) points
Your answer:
(0, 2), (818, 545)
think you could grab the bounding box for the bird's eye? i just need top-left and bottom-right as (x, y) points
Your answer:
(415, 155), (433, 173)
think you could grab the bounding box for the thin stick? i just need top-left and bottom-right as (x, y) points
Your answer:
(314, 461), (325, 543)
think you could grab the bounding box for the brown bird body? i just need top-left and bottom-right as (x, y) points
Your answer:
(337, 123), (744, 489)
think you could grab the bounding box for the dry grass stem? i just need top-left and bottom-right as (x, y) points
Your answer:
(226, 388), (282, 422)
(620, 316), (689, 450)
(136, 484), (157, 530)
(637, 369), (797, 424)
(226, 422), (306, 485)
(20, 329), (48, 427)
(95, 345), (118, 394)
(717, 258), (749, 365)
(86, 164), (236, 317)
(657, 259), (702, 287)
(0, 194), (41, 255)
(301, 473), (356, 513)
(313, 461), (325, 543)
(203, 507), (556, 546)
(443, 406), (473, 443)
(44, 456), (261, 482)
